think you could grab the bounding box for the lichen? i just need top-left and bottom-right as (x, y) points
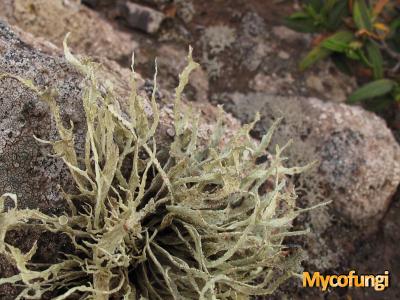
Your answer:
(200, 25), (236, 80)
(0, 36), (317, 299)
(201, 26), (236, 56)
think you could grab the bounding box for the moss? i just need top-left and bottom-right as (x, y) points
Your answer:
(0, 36), (318, 299)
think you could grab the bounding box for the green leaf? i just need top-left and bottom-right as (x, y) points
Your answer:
(357, 48), (371, 66)
(353, 0), (373, 31)
(321, 30), (354, 52)
(304, 4), (322, 22)
(388, 18), (400, 51)
(307, 0), (323, 11)
(321, 0), (338, 15)
(284, 17), (318, 33)
(366, 40), (384, 79)
(288, 11), (310, 20)
(327, 1), (348, 30)
(300, 46), (331, 70)
(390, 17), (400, 34)
(348, 79), (396, 103)
(394, 86), (400, 102)
(346, 49), (361, 60)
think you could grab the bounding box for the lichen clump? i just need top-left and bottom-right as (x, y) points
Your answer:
(0, 37), (312, 299)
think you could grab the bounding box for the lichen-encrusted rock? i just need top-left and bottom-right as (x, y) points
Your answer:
(0, 0), (137, 62)
(218, 92), (400, 272)
(221, 92), (400, 226)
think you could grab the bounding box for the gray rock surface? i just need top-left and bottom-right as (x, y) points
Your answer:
(220, 92), (400, 226)
(0, 0), (137, 62)
(119, 2), (165, 34)
(0, 22), (83, 213)
(217, 92), (400, 272)
(157, 44), (209, 102)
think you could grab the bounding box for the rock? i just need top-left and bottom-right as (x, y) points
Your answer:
(242, 21), (356, 103)
(305, 74), (325, 94)
(218, 92), (400, 272)
(119, 2), (165, 34)
(250, 73), (294, 94)
(81, 0), (99, 8)
(0, 0), (137, 62)
(305, 67), (357, 103)
(0, 22), (82, 214)
(348, 196), (400, 300)
(234, 12), (271, 72)
(221, 92), (400, 226)
(241, 11), (267, 37)
(272, 25), (305, 43)
(242, 42), (271, 71)
(81, 0), (114, 8)
(157, 44), (209, 102)
(136, 0), (171, 7)
(278, 50), (290, 60)
(176, 0), (195, 23)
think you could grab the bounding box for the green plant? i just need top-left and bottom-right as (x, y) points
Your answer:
(285, 0), (400, 108)
(0, 36), (318, 299)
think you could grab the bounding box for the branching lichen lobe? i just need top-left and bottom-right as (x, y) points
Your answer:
(0, 36), (315, 299)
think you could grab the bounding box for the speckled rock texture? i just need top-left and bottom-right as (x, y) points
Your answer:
(0, 0), (137, 62)
(0, 22), (82, 214)
(219, 92), (400, 271)
(222, 92), (400, 226)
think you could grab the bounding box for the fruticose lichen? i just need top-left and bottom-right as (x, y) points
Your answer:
(0, 36), (318, 299)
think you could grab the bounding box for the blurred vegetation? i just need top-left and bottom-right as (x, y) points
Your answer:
(285, 0), (400, 110)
